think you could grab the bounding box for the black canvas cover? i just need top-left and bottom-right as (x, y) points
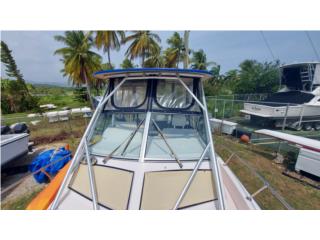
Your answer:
(261, 91), (315, 106)
(281, 67), (303, 90)
(1, 125), (11, 134)
(10, 123), (29, 134)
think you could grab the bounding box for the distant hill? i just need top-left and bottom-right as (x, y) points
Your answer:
(32, 83), (74, 89)
(26, 80), (73, 88)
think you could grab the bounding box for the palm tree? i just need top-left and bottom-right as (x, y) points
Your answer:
(123, 31), (161, 67)
(120, 58), (137, 69)
(183, 31), (190, 68)
(190, 49), (214, 70)
(54, 31), (102, 108)
(163, 48), (179, 68)
(144, 47), (164, 68)
(165, 32), (184, 68)
(94, 31), (125, 65)
(1, 41), (28, 92)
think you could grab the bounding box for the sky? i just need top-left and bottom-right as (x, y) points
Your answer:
(1, 31), (320, 86)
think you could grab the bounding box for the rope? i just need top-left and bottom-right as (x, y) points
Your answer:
(305, 31), (320, 61)
(260, 31), (276, 61)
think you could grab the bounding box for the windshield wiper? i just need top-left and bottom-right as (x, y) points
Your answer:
(151, 119), (183, 168)
(103, 118), (145, 163)
(120, 118), (145, 156)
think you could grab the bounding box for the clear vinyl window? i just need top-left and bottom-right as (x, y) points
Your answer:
(113, 79), (147, 108)
(156, 78), (194, 109)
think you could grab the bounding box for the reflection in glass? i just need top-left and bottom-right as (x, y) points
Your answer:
(156, 78), (193, 108)
(114, 79), (147, 108)
(145, 113), (208, 160)
(89, 112), (146, 159)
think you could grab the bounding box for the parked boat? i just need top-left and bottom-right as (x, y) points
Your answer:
(241, 62), (320, 130)
(1, 133), (29, 166)
(255, 129), (320, 177)
(30, 68), (260, 210)
(210, 118), (238, 135)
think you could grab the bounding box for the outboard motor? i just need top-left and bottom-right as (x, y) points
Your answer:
(1, 125), (11, 135)
(10, 122), (30, 134)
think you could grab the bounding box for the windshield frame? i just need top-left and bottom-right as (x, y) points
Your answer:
(93, 76), (206, 161)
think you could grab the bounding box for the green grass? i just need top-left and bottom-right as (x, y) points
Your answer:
(28, 117), (87, 145)
(215, 135), (320, 210)
(1, 100), (90, 126)
(1, 187), (44, 210)
(1, 84), (90, 125)
(1, 112), (29, 119)
(38, 94), (89, 110)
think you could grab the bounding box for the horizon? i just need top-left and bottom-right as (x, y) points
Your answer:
(1, 31), (320, 86)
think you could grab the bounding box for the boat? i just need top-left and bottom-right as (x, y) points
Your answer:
(46, 111), (59, 123)
(209, 118), (238, 135)
(1, 133), (29, 166)
(241, 62), (320, 130)
(255, 129), (320, 177)
(29, 68), (260, 210)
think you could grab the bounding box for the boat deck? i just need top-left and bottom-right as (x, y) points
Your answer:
(54, 156), (259, 210)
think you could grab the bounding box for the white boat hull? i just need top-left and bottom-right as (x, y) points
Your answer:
(0, 133), (29, 166)
(241, 103), (320, 119)
(295, 148), (320, 177)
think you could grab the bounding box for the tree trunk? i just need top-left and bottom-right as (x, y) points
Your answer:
(83, 69), (95, 110)
(183, 31), (190, 69)
(142, 49), (145, 67)
(107, 47), (111, 65)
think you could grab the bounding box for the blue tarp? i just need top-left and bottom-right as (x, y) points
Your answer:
(29, 147), (72, 183)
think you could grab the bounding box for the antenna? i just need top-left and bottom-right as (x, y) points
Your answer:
(304, 31), (320, 61)
(259, 31), (281, 89)
(260, 31), (276, 61)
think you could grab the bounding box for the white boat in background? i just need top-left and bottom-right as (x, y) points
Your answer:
(40, 103), (57, 109)
(46, 111), (59, 123)
(241, 62), (320, 130)
(81, 107), (92, 118)
(0, 133), (29, 166)
(71, 108), (82, 114)
(255, 129), (320, 177)
(40, 68), (260, 210)
(58, 110), (70, 121)
(210, 118), (238, 135)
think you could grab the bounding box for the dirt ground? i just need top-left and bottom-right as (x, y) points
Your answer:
(1, 141), (68, 209)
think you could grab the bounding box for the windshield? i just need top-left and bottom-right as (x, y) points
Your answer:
(145, 113), (208, 160)
(90, 76), (206, 161)
(89, 112), (146, 159)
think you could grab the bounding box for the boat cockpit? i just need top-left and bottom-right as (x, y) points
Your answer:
(49, 69), (259, 210)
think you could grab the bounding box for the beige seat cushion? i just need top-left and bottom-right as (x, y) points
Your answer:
(70, 164), (133, 210)
(141, 170), (216, 210)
